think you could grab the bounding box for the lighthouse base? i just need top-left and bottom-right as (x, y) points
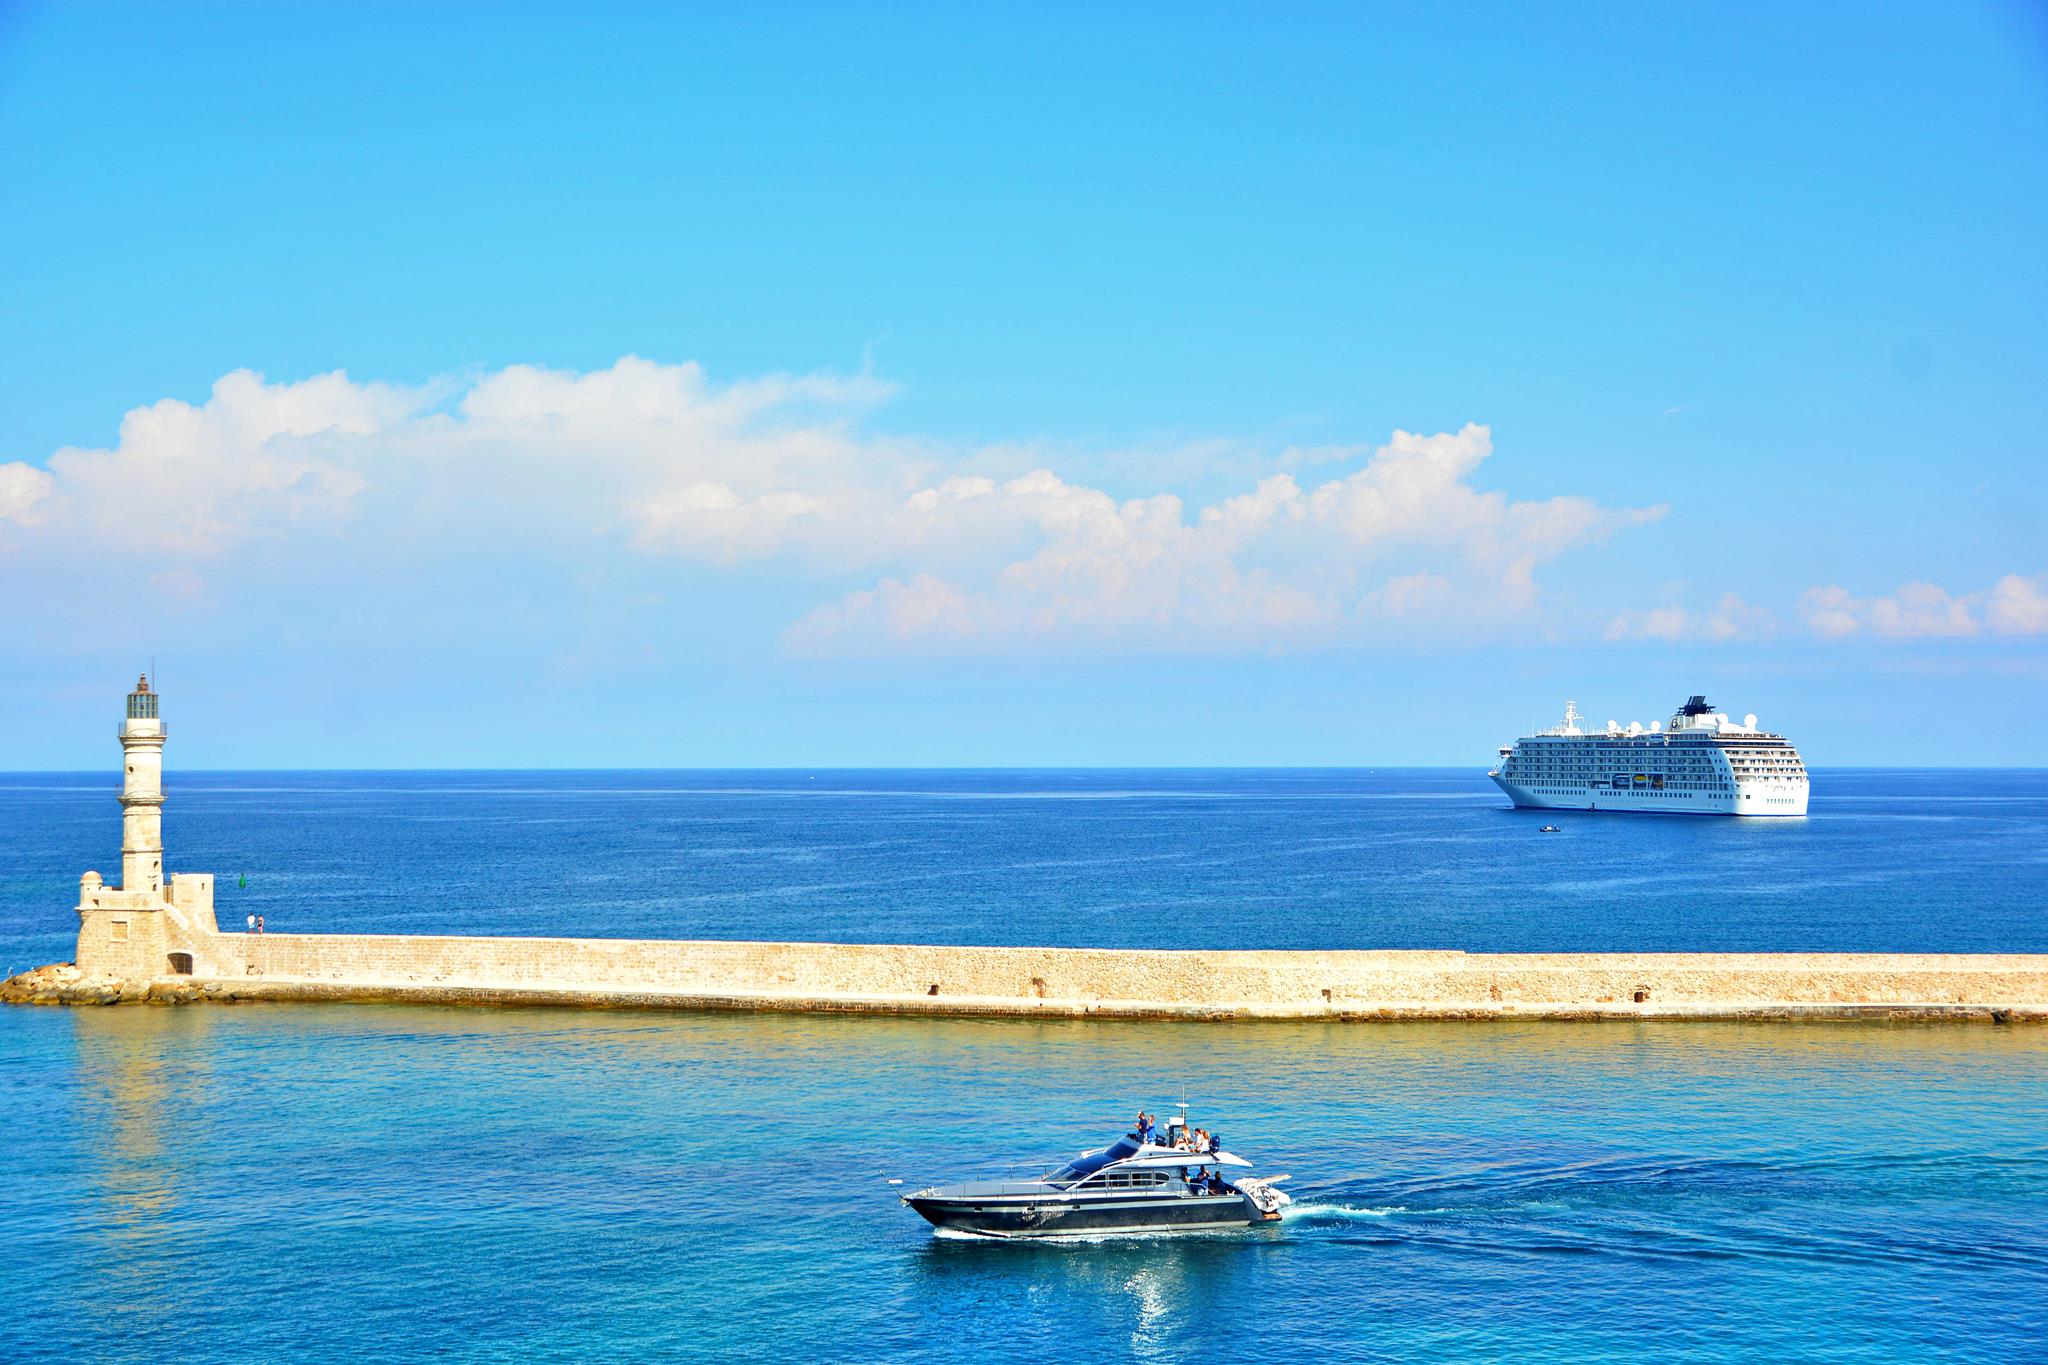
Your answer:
(74, 871), (224, 983)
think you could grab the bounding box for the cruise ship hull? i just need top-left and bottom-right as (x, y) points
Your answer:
(1490, 774), (1808, 817)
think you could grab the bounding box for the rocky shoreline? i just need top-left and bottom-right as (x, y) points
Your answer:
(0, 961), (252, 1007)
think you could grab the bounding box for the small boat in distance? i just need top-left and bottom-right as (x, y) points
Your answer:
(1539, 825), (1561, 833)
(900, 1106), (1291, 1238)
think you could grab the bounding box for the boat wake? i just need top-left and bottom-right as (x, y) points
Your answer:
(1281, 1202), (1409, 1223)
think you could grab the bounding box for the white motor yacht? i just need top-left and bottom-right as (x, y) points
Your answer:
(901, 1107), (1291, 1238)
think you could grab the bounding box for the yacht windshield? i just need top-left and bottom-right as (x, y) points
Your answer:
(1048, 1137), (1141, 1185)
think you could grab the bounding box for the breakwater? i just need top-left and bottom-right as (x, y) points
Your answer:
(7, 935), (2045, 1021)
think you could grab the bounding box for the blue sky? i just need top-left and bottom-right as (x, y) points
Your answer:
(2, 1), (2045, 767)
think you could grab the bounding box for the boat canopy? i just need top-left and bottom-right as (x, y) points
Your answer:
(1046, 1137), (1255, 1183)
(1118, 1147), (1254, 1170)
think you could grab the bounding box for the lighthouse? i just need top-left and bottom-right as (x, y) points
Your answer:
(119, 673), (166, 894)
(75, 675), (218, 985)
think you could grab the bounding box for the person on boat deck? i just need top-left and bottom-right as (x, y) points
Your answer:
(1137, 1113), (1158, 1145)
(1193, 1128), (1212, 1154)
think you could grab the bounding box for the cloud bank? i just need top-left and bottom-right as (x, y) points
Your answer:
(1800, 576), (2048, 640)
(787, 424), (1668, 653)
(0, 358), (1670, 655)
(8, 357), (2037, 659)
(1603, 594), (1777, 643)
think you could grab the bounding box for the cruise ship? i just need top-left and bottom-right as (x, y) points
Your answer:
(1489, 696), (1809, 817)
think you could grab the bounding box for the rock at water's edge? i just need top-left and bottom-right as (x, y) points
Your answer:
(1, 962), (130, 1006)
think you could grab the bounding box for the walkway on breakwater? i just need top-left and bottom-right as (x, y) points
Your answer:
(8, 938), (2047, 1021)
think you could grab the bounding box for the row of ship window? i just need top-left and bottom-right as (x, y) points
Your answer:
(1519, 790), (1715, 795)
(1517, 771), (1801, 778)
(1511, 744), (1803, 788)
(1510, 759), (1721, 768)
(1514, 764), (1801, 779)
(1512, 765), (1719, 772)
(1519, 780), (1731, 792)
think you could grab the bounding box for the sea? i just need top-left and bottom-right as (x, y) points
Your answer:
(1, 768), (2044, 1362)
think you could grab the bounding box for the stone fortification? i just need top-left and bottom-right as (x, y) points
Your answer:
(8, 933), (2045, 1021)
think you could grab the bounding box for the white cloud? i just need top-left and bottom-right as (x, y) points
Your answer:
(1802, 580), (1974, 638)
(1799, 575), (2048, 639)
(787, 423), (1665, 653)
(1603, 593), (1776, 643)
(1604, 603), (1690, 642)
(3, 357), (906, 568)
(1800, 585), (1866, 640)
(0, 461), (54, 523)
(782, 573), (986, 650)
(1865, 582), (1978, 637)
(630, 484), (831, 567)
(2, 360), (1664, 655)
(15, 369), (409, 556)
(1986, 574), (2048, 635)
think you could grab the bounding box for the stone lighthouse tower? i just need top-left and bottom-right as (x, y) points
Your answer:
(75, 675), (219, 984)
(119, 674), (166, 894)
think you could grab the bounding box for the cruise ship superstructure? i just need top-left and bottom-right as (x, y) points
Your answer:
(1489, 696), (1809, 817)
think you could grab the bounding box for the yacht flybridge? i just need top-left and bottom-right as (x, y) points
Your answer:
(900, 1107), (1291, 1238)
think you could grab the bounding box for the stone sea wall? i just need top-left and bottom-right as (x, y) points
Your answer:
(6, 934), (2047, 1021)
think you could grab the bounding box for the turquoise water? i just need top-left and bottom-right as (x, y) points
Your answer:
(2, 769), (2045, 1360)
(2, 1007), (2042, 1362)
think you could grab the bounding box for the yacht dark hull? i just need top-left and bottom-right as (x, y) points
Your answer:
(906, 1190), (1269, 1238)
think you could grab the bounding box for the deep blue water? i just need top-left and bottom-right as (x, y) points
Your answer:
(4, 768), (2047, 973)
(2, 769), (2045, 1362)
